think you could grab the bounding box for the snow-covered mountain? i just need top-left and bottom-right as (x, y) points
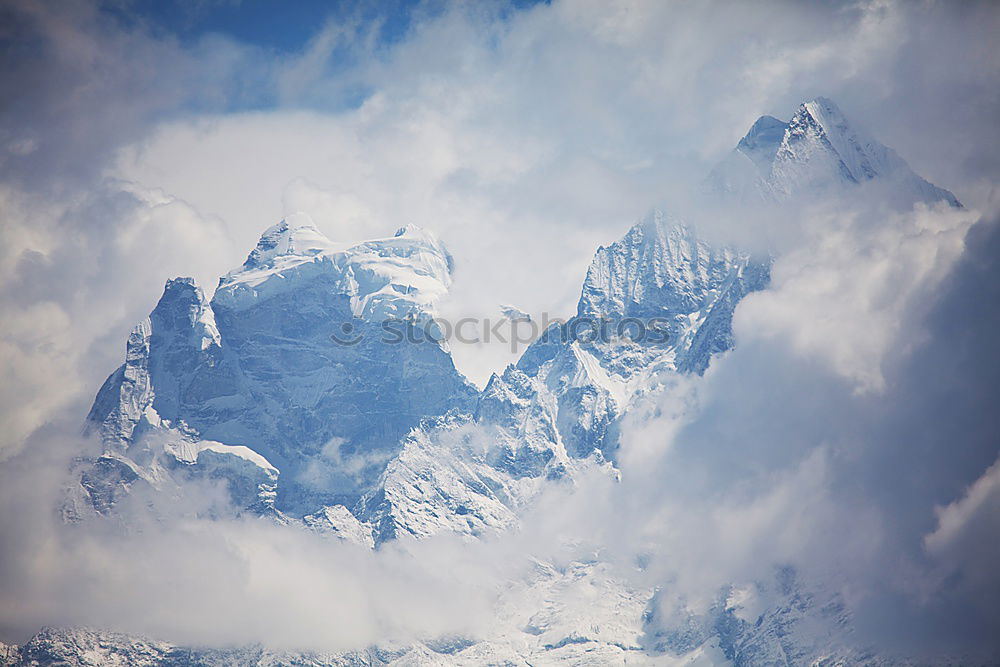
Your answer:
(351, 207), (773, 544)
(708, 97), (960, 207)
(74, 216), (476, 523)
(68, 203), (769, 549)
(9, 98), (971, 666)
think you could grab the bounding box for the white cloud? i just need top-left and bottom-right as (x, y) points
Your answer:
(735, 199), (977, 392)
(925, 454), (1000, 598)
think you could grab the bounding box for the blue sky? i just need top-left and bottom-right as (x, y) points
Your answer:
(98, 0), (548, 109)
(107, 0), (432, 52)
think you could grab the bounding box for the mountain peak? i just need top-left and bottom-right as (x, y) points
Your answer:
(803, 95), (844, 118)
(790, 96), (847, 131)
(737, 115), (788, 174)
(162, 276), (200, 294)
(781, 96), (881, 184)
(710, 96), (961, 207)
(242, 213), (338, 270)
(739, 114), (787, 143)
(394, 223), (423, 237)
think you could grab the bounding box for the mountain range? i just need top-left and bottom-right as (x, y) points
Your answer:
(2, 98), (968, 666)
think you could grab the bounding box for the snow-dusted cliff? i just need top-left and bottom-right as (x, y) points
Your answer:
(708, 97), (960, 207)
(78, 217), (476, 523)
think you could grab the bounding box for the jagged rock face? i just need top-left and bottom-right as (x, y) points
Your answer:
(574, 213), (771, 376)
(354, 414), (524, 544)
(86, 277), (229, 456)
(354, 216), (769, 543)
(709, 97), (961, 207)
(206, 222), (475, 512)
(515, 213), (771, 461)
(578, 214), (755, 321)
(354, 367), (584, 544)
(83, 215), (476, 517)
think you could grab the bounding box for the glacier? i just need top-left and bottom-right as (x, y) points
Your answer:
(6, 98), (977, 667)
